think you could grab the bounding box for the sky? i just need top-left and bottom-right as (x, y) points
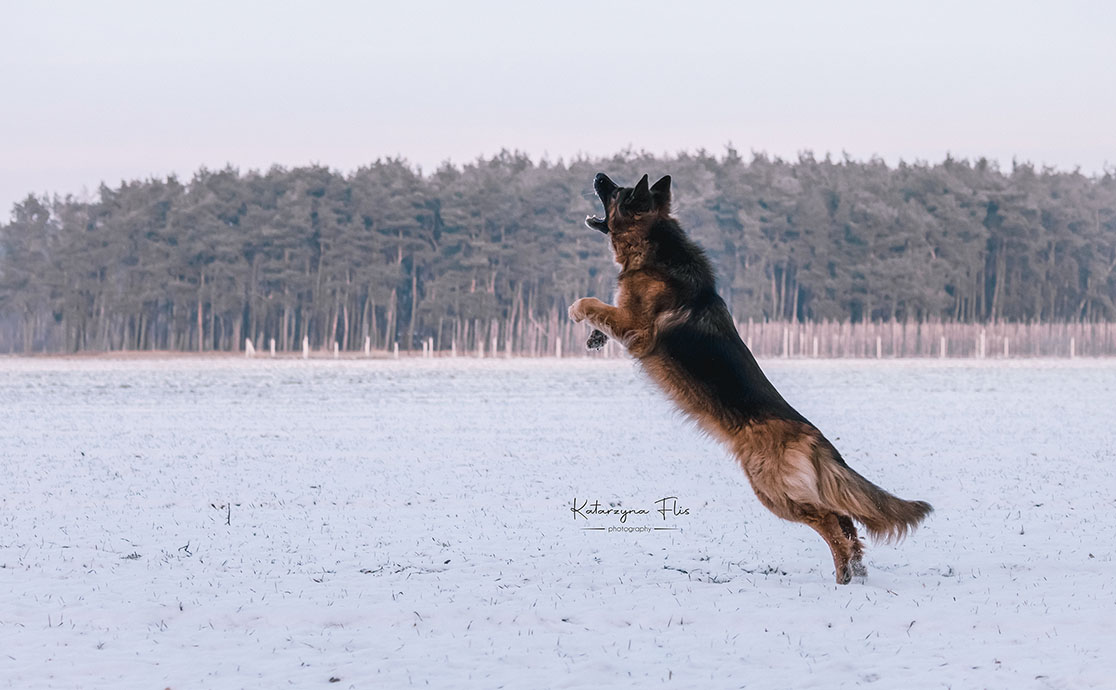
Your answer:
(2, 0), (1115, 215)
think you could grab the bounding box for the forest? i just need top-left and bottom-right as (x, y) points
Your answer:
(1, 149), (1115, 354)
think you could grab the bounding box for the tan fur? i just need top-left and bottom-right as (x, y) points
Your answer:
(568, 258), (672, 358)
(727, 419), (931, 543)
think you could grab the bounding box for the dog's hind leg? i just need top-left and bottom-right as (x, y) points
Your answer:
(837, 515), (868, 578)
(802, 510), (856, 585)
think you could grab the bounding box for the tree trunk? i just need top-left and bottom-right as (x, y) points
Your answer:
(790, 277), (799, 323)
(282, 296), (291, 352)
(385, 288), (397, 349)
(197, 271), (205, 352)
(406, 260), (418, 350)
(342, 295), (350, 352)
(769, 268), (778, 319)
(368, 295), (378, 350)
(990, 241), (1006, 323)
(328, 292), (340, 350)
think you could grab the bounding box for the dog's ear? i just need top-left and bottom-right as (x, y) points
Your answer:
(628, 174), (652, 214)
(650, 175), (671, 213)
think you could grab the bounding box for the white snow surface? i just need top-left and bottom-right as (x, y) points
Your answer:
(2, 356), (1115, 689)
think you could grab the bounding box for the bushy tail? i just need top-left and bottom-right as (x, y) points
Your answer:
(816, 450), (933, 542)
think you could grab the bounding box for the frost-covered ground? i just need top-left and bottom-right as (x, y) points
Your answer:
(2, 356), (1115, 689)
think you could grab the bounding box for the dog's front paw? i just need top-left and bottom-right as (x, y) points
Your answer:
(568, 298), (592, 323)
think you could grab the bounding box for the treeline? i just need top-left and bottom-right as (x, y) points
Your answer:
(1, 149), (1115, 354)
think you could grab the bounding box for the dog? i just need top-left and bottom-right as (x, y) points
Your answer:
(569, 173), (932, 584)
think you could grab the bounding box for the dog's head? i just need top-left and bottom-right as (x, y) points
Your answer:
(585, 173), (672, 236)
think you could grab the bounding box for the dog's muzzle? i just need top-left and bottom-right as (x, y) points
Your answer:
(586, 172), (617, 233)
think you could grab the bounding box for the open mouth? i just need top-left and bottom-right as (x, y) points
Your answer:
(585, 172), (618, 233)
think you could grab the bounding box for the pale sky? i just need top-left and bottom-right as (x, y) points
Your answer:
(2, 0), (1114, 215)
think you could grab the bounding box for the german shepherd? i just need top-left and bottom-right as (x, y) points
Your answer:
(569, 173), (932, 584)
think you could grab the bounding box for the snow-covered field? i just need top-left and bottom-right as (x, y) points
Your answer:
(2, 356), (1115, 689)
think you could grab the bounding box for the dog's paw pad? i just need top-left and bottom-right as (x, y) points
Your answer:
(586, 330), (608, 350)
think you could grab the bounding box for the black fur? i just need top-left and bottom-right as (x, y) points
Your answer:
(644, 216), (810, 427)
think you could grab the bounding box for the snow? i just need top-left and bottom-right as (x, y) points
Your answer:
(2, 356), (1115, 689)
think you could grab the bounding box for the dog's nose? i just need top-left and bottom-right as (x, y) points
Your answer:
(593, 173), (616, 195)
